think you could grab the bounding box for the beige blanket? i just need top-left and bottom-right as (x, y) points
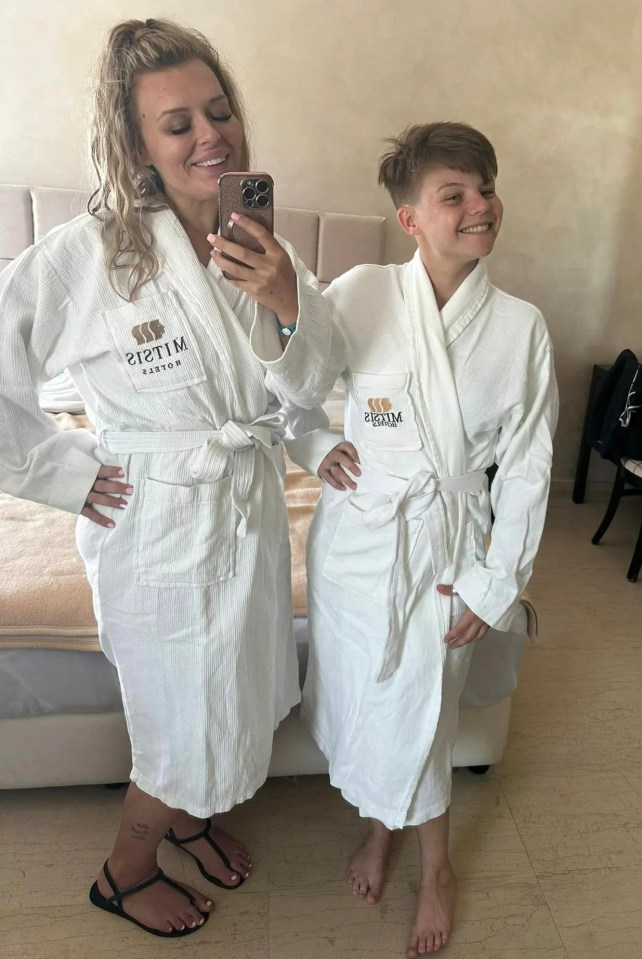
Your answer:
(0, 417), (321, 651)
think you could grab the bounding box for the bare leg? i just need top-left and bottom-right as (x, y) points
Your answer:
(171, 810), (252, 885)
(346, 818), (392, 904)
(95, 783), (214, 934)
(407, 809), (456, 956)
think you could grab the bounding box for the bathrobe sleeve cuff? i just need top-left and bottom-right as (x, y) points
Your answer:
(285, 428), (345, 476)
(453, 565), (522, 632)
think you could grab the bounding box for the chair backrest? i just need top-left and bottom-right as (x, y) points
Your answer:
(0, 184), (385, 289)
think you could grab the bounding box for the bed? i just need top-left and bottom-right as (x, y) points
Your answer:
(0, 184), (534, 789)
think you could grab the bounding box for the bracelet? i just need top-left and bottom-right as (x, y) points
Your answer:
(277, 321), (298, 337)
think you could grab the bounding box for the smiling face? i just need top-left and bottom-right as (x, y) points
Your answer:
(398, 166), (503, 272)
(135, 58), (245, 220)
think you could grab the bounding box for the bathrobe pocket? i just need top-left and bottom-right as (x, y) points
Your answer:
(322, 508), (423, 604)
(103, 291), (207, 394)
(352, 372), (422, 451)
(135, 474), (236, 587)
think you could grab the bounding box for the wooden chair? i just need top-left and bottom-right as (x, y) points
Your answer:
(591, 458), (642, 582)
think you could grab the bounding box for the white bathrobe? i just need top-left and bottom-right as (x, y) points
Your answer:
(286, 251), (558, 829)
(0, 208), (343, 816)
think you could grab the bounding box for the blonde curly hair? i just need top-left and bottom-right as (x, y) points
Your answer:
(89, 18), (250, 299)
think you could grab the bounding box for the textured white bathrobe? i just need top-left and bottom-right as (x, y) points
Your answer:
(287, 252), (558, 828)
(0, 208), (343, 816)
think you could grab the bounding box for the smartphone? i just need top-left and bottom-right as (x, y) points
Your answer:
(218, 172), (274, 256)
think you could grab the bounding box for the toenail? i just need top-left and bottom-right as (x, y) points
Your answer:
(245, 872), (250, 878)
(199, 918), (204, 925)
(206, 899), (213, 906)
(180, 925), (186, 931)
(231, 873), (238, 881)
(191, 921), (197, 927)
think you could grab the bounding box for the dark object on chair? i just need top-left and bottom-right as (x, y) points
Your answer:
(588, 350), (642, 462)
(588, 350), (642, 581)
(592, 459), (642, 582)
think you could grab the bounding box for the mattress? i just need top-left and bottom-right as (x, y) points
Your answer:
(0, 619), (312, 720)
(0, 608), (532, 721)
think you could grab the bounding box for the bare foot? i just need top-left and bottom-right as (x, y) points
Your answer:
(346, 821), (392, 904)
(170, 813), (251, 886)
(407, 863), (457, 955)
(95, 861), (214, 934)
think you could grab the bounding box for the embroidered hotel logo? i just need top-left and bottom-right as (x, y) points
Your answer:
(125, 325), (191, 377)
(131, 320), (166, 345)
(364, 397), (403, 428)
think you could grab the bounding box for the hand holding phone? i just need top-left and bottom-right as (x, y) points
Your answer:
(218, 172), (274, 256)
(208, 176), (297, 325)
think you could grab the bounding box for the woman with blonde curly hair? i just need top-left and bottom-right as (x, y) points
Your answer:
(0, 18), (343, 938)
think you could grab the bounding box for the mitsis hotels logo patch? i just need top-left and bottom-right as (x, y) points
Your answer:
(124, 321), (191, 376)
(363, 397), (403, 428)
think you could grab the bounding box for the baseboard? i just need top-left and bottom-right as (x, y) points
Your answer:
(550, 478), (612, 498)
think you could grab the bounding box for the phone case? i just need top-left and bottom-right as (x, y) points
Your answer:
(218, 172), (274, 253)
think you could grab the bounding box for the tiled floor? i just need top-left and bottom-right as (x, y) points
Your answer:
(2, 492), (641, 958)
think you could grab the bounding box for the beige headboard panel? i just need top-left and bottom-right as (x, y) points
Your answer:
(0, 184), (385, 285)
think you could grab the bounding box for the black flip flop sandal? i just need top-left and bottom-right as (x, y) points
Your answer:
(166, 818), (247, 890)
(89, 859), (210, 937)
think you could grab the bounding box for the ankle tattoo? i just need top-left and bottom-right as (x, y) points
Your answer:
(131, 821), (152, 842)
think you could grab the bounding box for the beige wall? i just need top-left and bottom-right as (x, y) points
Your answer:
(1, 0), (641, 482)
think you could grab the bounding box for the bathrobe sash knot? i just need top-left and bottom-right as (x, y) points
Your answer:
(100, 410), (286, 538)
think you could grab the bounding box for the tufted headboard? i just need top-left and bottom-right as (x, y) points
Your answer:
(0, 184), (385, 289)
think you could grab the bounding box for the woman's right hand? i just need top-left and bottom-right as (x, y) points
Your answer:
(81, 466), (133, 528)
(318, 442), (361, 491)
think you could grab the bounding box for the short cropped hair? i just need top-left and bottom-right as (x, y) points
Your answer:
(378, 122), (498, 208)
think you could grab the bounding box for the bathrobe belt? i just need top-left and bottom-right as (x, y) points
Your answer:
(337, 465), (488, 682)
(99, 411), (286, 537)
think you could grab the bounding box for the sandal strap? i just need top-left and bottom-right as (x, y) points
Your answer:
(101, 859), (166, 909)
(167, 817), (213, 846)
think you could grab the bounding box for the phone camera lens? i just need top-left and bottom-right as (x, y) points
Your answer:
(256, 193), (269, 207)
(242, 186), (256, 201)
(255, 180), (269, 194)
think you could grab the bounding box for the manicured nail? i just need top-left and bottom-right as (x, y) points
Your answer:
(245, 871), (250, 878)
(206, 899), (213, 906)
(125, 486), (133, 493)
(180, 924), (186, 931)
(107, 521), (115, 528)
(198, 918), (204, 925)
(116, 469), (124, 476)
(191, 921), (197, 927)
(230, 211), (240, 221)
(207, 233), (217, 243)
(230, 873), (238, 881)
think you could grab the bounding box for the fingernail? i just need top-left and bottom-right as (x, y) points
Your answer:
(117, 502), (126, 509)
(207, 233), (217, 243)
(107, 521), (115, 528)
(230, 211), (240, 221)
(117, 469), (124, 476)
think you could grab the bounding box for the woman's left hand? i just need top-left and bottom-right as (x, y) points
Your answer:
(208, 214), (298, 326)
(437, 583), (490, 648)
